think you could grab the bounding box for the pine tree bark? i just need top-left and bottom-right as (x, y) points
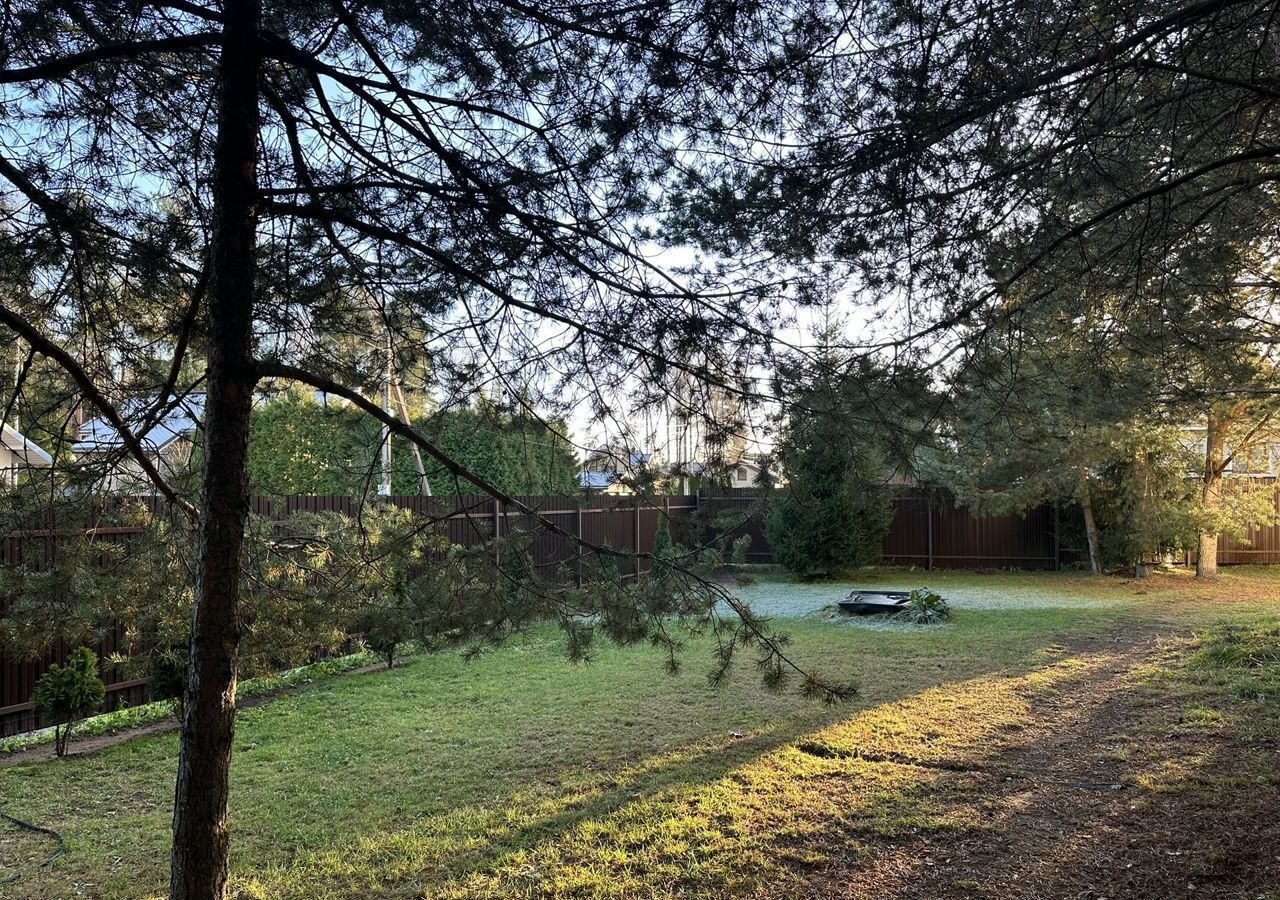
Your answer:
(1197, 412), (1225, 578)
(1079, 467), (1103, 576)
(169, 2), (260, 898)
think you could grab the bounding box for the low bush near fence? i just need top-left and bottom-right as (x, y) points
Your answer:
(31, 648), (105, 757)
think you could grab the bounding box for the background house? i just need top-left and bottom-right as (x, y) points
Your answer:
(578, 447), (648, 495)
(73, 394), (205, 492)
(1180, 423), (1280, 477)
(727, 455), (765, 489)
(578, 470), (629, 494)
(0, 424), (53, 486)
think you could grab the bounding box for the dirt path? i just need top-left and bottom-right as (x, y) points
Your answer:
(803, 627), (1280, 899)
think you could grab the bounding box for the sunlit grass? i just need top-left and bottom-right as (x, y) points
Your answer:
(238, 656), (1101, 900)
(1142, 607), (1280, 746)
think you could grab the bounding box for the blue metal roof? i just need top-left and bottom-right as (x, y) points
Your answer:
(579, 471), (618, 489)
(73, 393), (205, 455)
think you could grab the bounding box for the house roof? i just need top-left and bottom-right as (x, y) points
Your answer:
(579, 471), (619, 489)
(1, 424), (52, 465)
(73, 393), (205, 455)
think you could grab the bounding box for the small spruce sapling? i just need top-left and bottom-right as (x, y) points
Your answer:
(149, 644), (189, 710)
(32, 647), (106, 757)
(357, 577), (414, 670)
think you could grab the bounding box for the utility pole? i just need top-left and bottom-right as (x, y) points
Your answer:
(393, 378), (431, 496)
(379, 330), (393, 497)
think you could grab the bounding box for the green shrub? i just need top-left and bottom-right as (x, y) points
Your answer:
(356, 602), (412, 670)
(596, 544), (621, 583)
(652, 514), (674, 559)
(32, 647), (106, 757)
(895, 588), (951, 625)
(148, 644), (189, 706)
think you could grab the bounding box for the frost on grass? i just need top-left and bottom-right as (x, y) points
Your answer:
(818, 609), (950, 633)
(727, 577), (1125, 621)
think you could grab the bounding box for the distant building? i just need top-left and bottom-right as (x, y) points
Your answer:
(0, 424), (53, 486)
(1180, 423), (1280, 477)
(73, 393), (204, 492)
(578, 470), (629, 494)
(579, 446), (644, 495)
(727, 455), (765, 489)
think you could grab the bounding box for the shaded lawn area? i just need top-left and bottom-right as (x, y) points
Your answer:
(1, 570), (1278, 899)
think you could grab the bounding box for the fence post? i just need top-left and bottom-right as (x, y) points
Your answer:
(663, 496), (670, 549)
(576, 504), (584, 588)
(492, 498), (501, 565)
(634, 498), (642, 578)
(926, 491), (934, 571)
(1054, 503), (1061, 571)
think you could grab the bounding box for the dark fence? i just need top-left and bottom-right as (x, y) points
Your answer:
(0, 527), (150, 737)
(695, 490), (1064, 570)
(278, 493), (702, 579)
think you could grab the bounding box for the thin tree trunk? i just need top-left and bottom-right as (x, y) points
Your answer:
(1079, 467), (1103, 576)
(169, 3), (260, 898)
(1197, 412), (1225, 578)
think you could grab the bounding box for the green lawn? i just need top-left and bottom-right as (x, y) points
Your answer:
(2, 568), (1278, 899)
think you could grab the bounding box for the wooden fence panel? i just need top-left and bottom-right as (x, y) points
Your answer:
(0, 525), (152, 736)
(880, 494), (932, 566)
(930, 496), (1057, 569)
(693, 494), (770, 562)
(702, 490), (1061, 570)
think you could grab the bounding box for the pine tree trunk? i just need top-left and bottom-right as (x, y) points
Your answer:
(1079, 468), (1103, 576)
(169, 3), (260, 898)
(1197, 413), (1225, 579)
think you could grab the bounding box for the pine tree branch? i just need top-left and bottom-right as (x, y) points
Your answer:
(0, 34), (220, 83)
(0, 302), (195, 516)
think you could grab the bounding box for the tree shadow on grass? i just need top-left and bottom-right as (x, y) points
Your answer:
(777, 635), (1280, 900)
(230, 639), (1129, 899)
(1, 613), (1136, 899)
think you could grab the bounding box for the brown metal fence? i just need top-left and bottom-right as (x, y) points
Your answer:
(1214, 486), (1280, 564)
(0, 527), (149, 737)
(694, 489), (1062, 569)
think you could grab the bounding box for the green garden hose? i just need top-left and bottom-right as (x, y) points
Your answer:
(0, 812), (65, 886)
